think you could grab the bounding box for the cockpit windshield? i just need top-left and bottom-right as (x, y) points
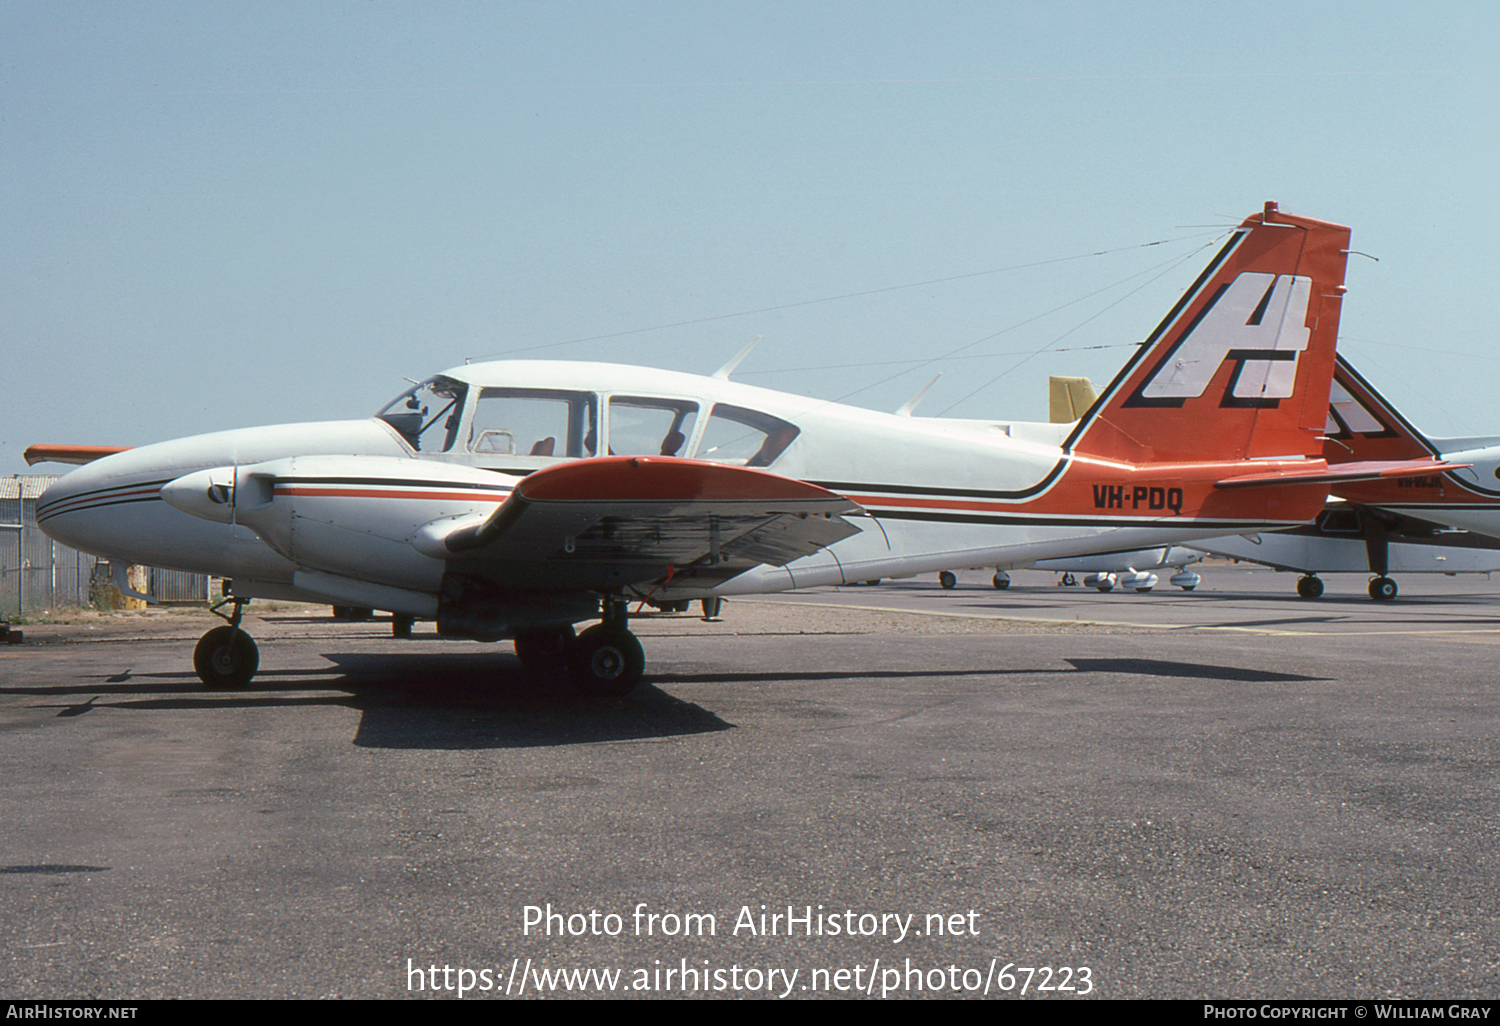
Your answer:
(376, 376), (469, 452)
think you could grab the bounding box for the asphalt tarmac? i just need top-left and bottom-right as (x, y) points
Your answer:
(3, 564), (1499, 1000)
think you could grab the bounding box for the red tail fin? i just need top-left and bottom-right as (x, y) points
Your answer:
(1069, 202), (1351, 465)
(1325, 356), (1439, 463)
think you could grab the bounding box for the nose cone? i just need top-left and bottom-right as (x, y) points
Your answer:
(36, 417), (406, 564)
(36, 455), (165, 556)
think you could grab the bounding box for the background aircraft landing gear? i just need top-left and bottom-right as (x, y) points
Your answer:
(194, 598), (258, 688)
(1369, 576), (1398, 601)
(938, 570), (957, 590)
(1296, 574), (1324, 599)
(992, 571), (1011, 590)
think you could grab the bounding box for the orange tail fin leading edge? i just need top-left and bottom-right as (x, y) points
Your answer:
(1069, 202), (1351, 465)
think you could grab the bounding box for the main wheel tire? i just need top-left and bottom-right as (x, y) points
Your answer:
(1369, 576), (1398, 601)
(1296, 575), (1324, 599)
(992, 572), (1011, 590)
(568, 625), (645, 696)
(938, 571), (958, 590)
(193, 625), (259, 688)
(513, 625), (577, 676)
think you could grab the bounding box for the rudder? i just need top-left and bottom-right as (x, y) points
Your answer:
(1069, 202), (1352, 466)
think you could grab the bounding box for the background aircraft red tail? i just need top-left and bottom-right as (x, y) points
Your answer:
(1325, 357), (1440, 463)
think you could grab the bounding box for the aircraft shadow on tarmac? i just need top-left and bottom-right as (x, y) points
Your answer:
(9, 650), (733, 750)
(325, 651), (734, 749)
(0, 864), (110, 876)
(9, 650), (1328, 749)
(1061, 658), (1329, 683)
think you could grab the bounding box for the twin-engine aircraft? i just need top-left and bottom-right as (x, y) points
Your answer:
(1241, 356), (1500, 600)
(33, 203), (1446, 694)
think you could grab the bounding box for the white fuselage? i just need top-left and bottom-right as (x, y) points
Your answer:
(37, 360), (1304, 613)
(1355, 437), (1500, 539)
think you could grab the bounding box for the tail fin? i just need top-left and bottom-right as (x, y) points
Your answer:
(1069, 202), (1351, 465)
(1323, 356), (1498, 505)
(1048, 376), (1098, 423)
(1325, 356), (1439, 462)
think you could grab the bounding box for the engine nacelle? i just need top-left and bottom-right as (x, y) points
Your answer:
(162, 455), (513, 595)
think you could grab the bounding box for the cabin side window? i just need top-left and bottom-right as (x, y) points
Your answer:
(467, 388), (598, 458)
(607, 397), (699, 457)
(1316, 508), (1361, 533)
(694, 404), (800, 467)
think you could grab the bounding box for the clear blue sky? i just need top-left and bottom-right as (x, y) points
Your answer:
(4, 1), (1495, 476)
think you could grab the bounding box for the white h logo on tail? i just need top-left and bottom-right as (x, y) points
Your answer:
(1132, 273), (1312, 407)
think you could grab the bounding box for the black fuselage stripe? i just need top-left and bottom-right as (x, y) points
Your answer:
(37, 495), (164, 521)
(809, 465), (1066, 501)
(867, 509), (1286, 529)
(35, 478), (174, 517)
(273, 475), (512, 491)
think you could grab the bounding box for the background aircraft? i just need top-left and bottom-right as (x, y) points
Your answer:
(936, 546), (1204, 593)
(36, 204), (1435, 693)
(1031, 361), (1500, 601)
(1191, 359), (1500, 600)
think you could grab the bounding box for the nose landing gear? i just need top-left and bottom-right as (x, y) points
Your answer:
(194, 597), (259, 688)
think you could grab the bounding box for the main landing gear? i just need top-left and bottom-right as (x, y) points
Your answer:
(188, 596), (648, 696)
(1294, 573), (1399, 601)
(512, 599), (645, 696)
(194, 597), (259, 688)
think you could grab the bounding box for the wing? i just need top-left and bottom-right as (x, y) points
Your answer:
(24, 444), (132, 466)
(419, 456), (862, 591)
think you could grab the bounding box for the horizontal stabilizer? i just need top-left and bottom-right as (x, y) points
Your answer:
(1215, 459), (1465, 490)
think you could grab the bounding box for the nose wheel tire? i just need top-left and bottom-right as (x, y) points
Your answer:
(1369, 576), (1398, 601)
(568, 625), (645, 696)
(193, 626), (259, 688)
